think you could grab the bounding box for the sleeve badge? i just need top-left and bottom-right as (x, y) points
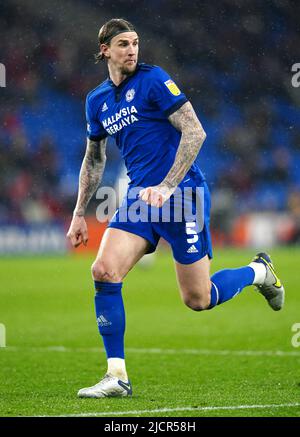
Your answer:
(164, 79), (181, 96)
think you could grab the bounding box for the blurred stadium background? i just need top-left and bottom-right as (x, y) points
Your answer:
(1, 0), (300, 418)
(1, 0), (300, 254)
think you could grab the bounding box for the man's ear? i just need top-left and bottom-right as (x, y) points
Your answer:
(100, 44), (110, 59)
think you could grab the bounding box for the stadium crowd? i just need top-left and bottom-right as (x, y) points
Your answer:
(1, 0), (300, 239)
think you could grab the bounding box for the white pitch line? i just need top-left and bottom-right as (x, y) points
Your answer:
(2, 346), (300, 357)
(36, 402), (300, 417)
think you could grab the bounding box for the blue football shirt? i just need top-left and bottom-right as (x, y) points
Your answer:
(86, 63), (205, 188)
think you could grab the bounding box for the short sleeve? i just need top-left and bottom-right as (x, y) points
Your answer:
(86, 95), (108, 141)
(148, 67), (188, 117)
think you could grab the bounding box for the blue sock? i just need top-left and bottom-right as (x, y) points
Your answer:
(209, 266), (255, 309)
(94, 281), (125, 359)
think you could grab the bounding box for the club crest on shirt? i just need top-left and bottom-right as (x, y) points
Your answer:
(164, 79), (181, 96)
(126, 88), (135, 102)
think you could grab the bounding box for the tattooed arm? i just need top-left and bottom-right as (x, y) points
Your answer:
(139, 102), (206, 207)
(73, 138), (107, 216)
(164, 101), (206, 189)
(67, 138), (107, 247)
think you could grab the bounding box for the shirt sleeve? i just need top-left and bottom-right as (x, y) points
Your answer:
(148, 67), (188, 117)
(85, 95), (108, 141)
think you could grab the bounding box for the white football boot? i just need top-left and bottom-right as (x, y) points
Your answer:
(78, 374), (132, 398)
(252, 252), (285, 311)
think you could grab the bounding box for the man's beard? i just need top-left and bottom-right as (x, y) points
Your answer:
(120, 62), (137, 76)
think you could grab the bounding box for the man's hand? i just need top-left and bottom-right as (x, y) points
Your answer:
(66, 215), (88, 248)
(139, 184), (176, 208)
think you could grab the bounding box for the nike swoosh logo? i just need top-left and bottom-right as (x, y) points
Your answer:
(118, 380), (131, 392)
(263, 259), (282, 288)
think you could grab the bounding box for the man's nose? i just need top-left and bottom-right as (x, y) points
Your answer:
(128, 44), (136, 55)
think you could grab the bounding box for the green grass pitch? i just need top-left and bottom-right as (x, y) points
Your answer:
(0, 247), (299, 417)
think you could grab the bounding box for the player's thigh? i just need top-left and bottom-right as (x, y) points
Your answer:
(92, 227), (151, 281)
(174, 255), (211, 308)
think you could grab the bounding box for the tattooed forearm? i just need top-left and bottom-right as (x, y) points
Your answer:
(73, 138), (107, 216)
(163, 102), (206, 189)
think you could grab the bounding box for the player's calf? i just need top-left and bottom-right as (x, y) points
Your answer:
(181, 282), (211, 311)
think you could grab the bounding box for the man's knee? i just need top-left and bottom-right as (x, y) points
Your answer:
(91, 259), (123, 283)
(182, 283), (211, 311)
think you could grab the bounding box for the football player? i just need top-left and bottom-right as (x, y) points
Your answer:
(67, 18), (284, 398)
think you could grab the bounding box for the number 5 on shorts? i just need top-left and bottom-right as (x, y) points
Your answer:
(186, 222), (199, 244)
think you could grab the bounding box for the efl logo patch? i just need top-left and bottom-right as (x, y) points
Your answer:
(164, 79), (181, 96)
